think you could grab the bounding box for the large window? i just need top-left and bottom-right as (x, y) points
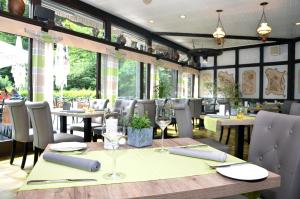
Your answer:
(158, 67), (177, 98)
(43, 0), (105, 39)
(118, 59), (139, 98)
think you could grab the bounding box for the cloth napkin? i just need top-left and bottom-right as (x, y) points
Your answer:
(169, 147), (227, 162)
(43, 152), (101, 172)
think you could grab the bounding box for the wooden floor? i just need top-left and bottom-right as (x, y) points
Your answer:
(0, 125), (250, 199)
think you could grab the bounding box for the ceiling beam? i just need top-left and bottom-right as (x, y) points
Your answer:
(155, 32), (292, 42)
(47, 0), (190, 53)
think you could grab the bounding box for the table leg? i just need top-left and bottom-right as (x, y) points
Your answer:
(83, 118), (92, 142)
(235, 125), (245, 159)
(60, 116), (67, 133)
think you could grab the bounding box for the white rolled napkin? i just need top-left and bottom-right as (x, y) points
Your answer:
(169, 147), (227, 162)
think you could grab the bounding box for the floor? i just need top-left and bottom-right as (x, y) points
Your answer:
(0, 122), (250, 199)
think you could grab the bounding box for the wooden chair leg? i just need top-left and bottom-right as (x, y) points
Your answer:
(10, 140), (17, 165)
(70, 129), (73, 134)
(219, 126), (224, 142)
(21, 142), (28, 169)
(247, 126), (251, 144)
(226, 128), (231, 145)
(33, 147), (39, 166)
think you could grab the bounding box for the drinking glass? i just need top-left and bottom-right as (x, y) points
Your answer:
(237, 107), (245, 119)
(155, 99), (172, 152)
(102, 132), (126, 180)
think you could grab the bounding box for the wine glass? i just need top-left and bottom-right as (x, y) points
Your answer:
(155, 99), (172, 152)
(102, 131), (126, 180)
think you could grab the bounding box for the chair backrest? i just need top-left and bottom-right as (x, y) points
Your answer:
(136, 100), (156, 127)
(281, 100), (296, 114)
(89, 99), (109, 110)
(289, 102), (300, 116)
(113, 99), (137, 126)
(173, 103), (193, 138)
(189, 98), (202, 117)
(26, 101), (54, 149)
(6, 100), (30, 142)
(249, 111), (300, 199)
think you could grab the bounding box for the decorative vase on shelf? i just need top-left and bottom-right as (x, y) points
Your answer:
(8, 0), (25, 16)
(116, 34), (126, 46)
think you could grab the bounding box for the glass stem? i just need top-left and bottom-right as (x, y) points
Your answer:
(161, 127), (165, 150)
(112, 149), (117, 176)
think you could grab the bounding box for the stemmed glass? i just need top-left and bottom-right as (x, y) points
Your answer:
(155, 99), (172, 152)
(102, 131), (126, 180)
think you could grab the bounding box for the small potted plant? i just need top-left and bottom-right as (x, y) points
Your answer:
(127, 114), (153, 148)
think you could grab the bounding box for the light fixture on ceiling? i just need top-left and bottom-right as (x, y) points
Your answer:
(149, 20), (154, 23)
(213, 10), (226, 46)
(180, 15), (186, 19)
(257, 2), (272, 42)
(296, 22), (300, 26)
(143, 0), (152, 5)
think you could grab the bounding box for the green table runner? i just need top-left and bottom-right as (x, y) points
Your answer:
(19, 146), (242, 191)
(204, 116), (255, 133)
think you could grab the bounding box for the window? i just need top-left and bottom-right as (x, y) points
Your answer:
(43, 0), (105, 39)
(118, 59), (139, 98)
(158, 67), (177, 98)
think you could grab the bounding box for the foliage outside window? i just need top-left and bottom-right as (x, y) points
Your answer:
(118, 59), (139, 98)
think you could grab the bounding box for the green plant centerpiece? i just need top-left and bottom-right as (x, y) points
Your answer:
(127, 114), (153, 148)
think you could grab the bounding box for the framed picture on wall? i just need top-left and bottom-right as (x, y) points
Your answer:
(239, 67), (260, 99)
(199, 70), (214, 98)
(217, 68), (235, 98)
(294, 63), (300, 99)
(263, 65), (288, 99)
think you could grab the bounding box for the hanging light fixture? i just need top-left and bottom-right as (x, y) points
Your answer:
(257, 2), (272, 42)
(213, 10), (226, 46)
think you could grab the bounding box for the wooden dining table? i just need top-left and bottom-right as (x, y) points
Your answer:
(17, 138), (280, 199)
(51, 109), (105, 142)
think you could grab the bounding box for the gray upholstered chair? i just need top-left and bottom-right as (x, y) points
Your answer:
(93, 99), (137, 140)
(189, 98), (202, 126)
(135, 100), (156, 128)
(289, 102), (300, 116)
(247, 111), (300, 198)
(26, 101), (84, 164)
(173, 103), (229, 153)
(6, 100), (33, 169)
(70, 99), (109, 134)
(281, 100), (296, 114)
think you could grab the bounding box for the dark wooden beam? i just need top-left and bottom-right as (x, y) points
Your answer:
(155, 32), (292, 42)
(139, 62), (144, 99)
(96, 53), (101, 99)
(259, 46), (264, 102)
(146, 63), (151, 99)
(47, 0), (189, 53)
(287, 41), (295, 100)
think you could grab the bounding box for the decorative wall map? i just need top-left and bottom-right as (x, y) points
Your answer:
(217, 68), (235, 98)
(199, 70), (214, 98)
(239, 67), (259, 99)
(263, 65), (287, 99)
(294, 63), (300, 99)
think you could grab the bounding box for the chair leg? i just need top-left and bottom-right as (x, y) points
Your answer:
(219, 126), (224, 142)
(226, 128), (231, 145)
(21, 142), (28, 169)
(70, 129), (73, 134)
(33, 147), (39, 166)
(10, 140), (17, 165)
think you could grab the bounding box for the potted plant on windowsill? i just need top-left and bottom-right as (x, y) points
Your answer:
(127, 114), (153, 148)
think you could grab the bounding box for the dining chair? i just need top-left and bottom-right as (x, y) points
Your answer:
(93, 99), (137, 141)
(289, 102), (300, 116)
(281, 100), (296, 114)
(247, 111), (300, 198)
(6, 100), (33, 169)
(69, 99), (109, 134)
(173, 103), (229, 153)
(136, 99), (156, 127)
(26, 101), (84, 164)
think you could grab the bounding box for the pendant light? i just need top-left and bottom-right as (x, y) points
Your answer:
(257, 2), (272, 41)
(213, 10), (226, 46)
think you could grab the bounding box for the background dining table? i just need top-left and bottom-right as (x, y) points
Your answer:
(17, 138), (280, 199)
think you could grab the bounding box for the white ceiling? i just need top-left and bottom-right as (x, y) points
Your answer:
(81, 0), (300, 49)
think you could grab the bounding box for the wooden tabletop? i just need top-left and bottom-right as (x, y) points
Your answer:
(51, 108), (104, 118)
(17, 138), (280, 199)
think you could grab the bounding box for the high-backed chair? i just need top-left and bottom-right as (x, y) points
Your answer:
(281, 100), (296, 114)
(26, 101), (84, 164)
(70, 99), (109, 134)
(173, 103), (229, 153)
(93, 99), (137, 140)
(248, 111), (300, 198)
(289, 102), (300, 116)
(6, 100), (33, 169)
(135, 100), (156, 127)
(189, 98), (202, 126)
